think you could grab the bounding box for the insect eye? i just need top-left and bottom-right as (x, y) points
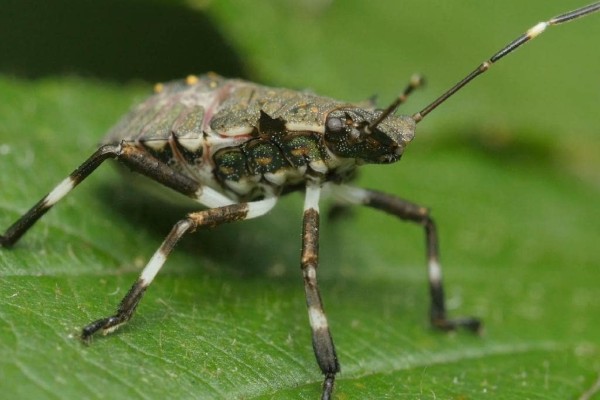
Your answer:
(326, 117), (344, 133)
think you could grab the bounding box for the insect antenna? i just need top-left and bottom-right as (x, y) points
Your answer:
(412, 2), (600, 124)
(366, 74), (424, 133)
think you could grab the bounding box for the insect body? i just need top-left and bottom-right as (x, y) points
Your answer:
(103, 73), (416, 205)
(1, 3), (599, 399)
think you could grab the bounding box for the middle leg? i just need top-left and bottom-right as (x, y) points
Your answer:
(331, 185), (481, 333)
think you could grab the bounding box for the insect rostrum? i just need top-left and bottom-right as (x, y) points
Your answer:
(1, 3), (599, 399)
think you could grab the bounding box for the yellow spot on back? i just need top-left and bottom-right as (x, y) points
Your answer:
(186, 75), (199, 85)
(153, 83), (164, 93)
(206, 72), (220, 88)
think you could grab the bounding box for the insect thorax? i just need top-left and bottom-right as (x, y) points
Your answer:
(102, 73), (415, 201)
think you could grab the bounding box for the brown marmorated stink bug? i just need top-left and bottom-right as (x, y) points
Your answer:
(1, 3), (599, 399)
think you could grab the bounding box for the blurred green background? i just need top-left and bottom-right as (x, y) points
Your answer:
(0, 1), (599, 398)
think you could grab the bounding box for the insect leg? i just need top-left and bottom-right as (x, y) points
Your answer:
(302, 183), (339, 400)
(1, 142), (201, 248)
(331, 185), (481, 333)
(82, 196), (277, 340)
(1, 144), (121, 247)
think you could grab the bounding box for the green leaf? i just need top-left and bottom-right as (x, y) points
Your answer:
(1, 1), (599, 399)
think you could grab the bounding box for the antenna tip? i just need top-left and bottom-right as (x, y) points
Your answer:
(410, 74), (426, 87)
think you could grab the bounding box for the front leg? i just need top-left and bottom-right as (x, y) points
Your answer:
(301, 182), (339, 400)
(332, 185), (481, 333)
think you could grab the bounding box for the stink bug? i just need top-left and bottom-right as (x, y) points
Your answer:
(1, 3), (599, 399)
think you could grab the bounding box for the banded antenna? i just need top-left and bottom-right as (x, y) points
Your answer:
(368, 2), (600, 130)
(412, 2), (600, 123)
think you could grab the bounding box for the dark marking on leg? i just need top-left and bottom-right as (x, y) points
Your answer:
(188, 202), (250, 228)
(82, 278), (148, 341)
(363, 189), (481, 333)
(119, 142), (200, 197)
(1, 142), (206, 248)
(81, 199), (277, 340)
(1, 144), (121, 247)
(301, 204), (340, 399)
